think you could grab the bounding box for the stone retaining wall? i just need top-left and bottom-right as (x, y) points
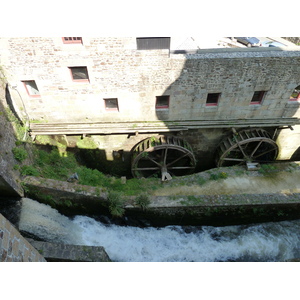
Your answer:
(22, 171), (300, 227)
(0, 80), (24, 197)
(0, 213), (46, 262)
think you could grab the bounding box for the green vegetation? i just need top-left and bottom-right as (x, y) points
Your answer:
(108, 191), (125, 217)
(15, 144), (165, 217)
(12, 146), (28, 162)
(209, 171), (228, 181)
(258, 163), (278, 175)
(20, 165), (39, 176)
(76, 137), (98, 149)
(4, 107), (28, 141)
(135, 194), (151, 210)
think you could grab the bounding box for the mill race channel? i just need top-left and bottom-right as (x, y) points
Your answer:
(2, 197), (300, 262)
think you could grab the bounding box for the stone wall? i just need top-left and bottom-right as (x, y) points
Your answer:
(0, 69), (24, 197)
(1, 38), (300, 124)
(1, 38), (300, 173)
(0, 213), (46, 262)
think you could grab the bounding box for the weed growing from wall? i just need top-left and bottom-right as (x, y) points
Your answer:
(135, 194), (151, 210)
(108, 191), (125, 217)
(12, 147), (28, 162)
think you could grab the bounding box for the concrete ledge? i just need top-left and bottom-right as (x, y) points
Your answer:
(21, 163), (300, 227)
(22, 176), (109, 216)
(28, 239), (111, 262)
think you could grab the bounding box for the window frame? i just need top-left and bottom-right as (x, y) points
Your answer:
(104, 98), (119, 111)
(250, 91), (266, 105)
(155, 95), (170, 109)
(62, 37), (82, 44)
(136, 37), (171, 50)
(206, 93), (220, 106)
(22, 80), (41, 98)
(69, 66), (89, 82)
(289, 85), (300, 102)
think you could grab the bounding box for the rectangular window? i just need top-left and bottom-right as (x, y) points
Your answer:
(69, 66), (89, 82)
(137, 37), (171, 50)
(104, 98), (119, 111)
(62, 37), (82, 44)
(251, 91), (266, 105)
(206, 93), (220, 106)
(22, 80), (40, 97)
(156, 96), (170, 109)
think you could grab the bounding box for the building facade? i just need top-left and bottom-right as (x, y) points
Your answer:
(1, 37), (300, 177)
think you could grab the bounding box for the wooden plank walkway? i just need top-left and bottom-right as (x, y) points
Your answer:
(29, 118), (300, 137)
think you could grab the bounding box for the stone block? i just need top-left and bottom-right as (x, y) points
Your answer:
(28, 240), (112, 262)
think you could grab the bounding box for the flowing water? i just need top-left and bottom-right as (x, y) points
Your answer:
(14, 198), (300, 262)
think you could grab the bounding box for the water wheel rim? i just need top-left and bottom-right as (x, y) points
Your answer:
(131, 137), (196, 178)
(217, 136), (278, 167)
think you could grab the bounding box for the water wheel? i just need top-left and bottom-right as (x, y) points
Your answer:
(131, 135), (196, 180)
(216, 129), (279, 167)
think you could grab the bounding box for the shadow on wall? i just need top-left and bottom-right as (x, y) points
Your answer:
(152, 50), (300, 173)
(32, 137), (133, 178)
(291, 147), (300, 161)
(4, 47), (300, 179)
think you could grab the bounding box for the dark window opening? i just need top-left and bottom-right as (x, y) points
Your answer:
(251, 91), (266, 104)
(289, 85), (300, 101)
(206, 93), (220, 106)
(22, 80), (40, 97)
(156, 96), (170, 109)
(137, 37), (171, 50)
(63, 37), (82, 44)
(104, 98), (119, 111)
(69, 66), (89, 81)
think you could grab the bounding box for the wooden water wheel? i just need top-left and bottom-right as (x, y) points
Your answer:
(216, 129), (278, 167)
(131, 135), (196, 180)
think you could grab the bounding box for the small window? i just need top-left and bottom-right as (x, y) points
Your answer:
(104, 98), (119, 111)
(206, 93), (220, 106)
(69, 67), (89, 82)
(289, 85), (300, 101)
(22, 80), (40, 97)
(156, 96), (170, 109)
(137, 37), (171, 50)
(62, 37), (82, 44)
(251, 91), (266, 105)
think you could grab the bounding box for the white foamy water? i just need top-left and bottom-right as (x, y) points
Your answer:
(18, 198), (300, 262)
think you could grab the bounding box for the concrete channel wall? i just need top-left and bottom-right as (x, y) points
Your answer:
(22, 162), (300, 227)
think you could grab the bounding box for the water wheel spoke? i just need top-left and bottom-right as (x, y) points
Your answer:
(168, 166), (195, 170)
(166, 152), (189, 167)
(132, 167), (161, 171)
(253, 147), (276, 159)
(222, 157), (246, 162)
(235, 141), (248, 159)
(146, 156), (162, 167)
(249, 140), (263, 158)
(163, 147), (168, 165)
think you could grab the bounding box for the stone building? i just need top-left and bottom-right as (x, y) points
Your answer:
(1, 37), (300, 178)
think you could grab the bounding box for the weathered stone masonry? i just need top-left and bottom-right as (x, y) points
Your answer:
(1, 38), (300, 123)
(1, 38), (300, 173)
(0, 213), (46, 262)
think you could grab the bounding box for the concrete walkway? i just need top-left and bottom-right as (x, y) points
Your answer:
(153, 169), (300, 197)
